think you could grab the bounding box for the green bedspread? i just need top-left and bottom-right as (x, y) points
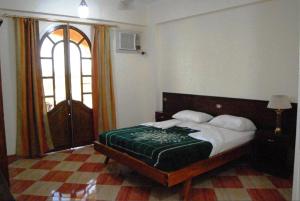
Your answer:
(99, 125), (213, 172)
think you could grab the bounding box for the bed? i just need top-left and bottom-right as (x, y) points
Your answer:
(94, 92), (297, 201)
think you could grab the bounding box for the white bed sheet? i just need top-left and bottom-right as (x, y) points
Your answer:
(177, 122), (255, 157)
(141, 120), (255, 157)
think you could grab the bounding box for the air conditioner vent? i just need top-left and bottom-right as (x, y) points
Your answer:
(117, 31), (140, 52)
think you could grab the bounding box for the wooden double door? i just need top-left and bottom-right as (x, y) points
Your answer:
(40, 25), (94, 151)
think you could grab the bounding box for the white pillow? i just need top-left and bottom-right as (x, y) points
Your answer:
(209, 115), (256, 132)
(172, 110), (213, 123)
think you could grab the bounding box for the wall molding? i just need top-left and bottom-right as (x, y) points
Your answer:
(0, 8), (146, 27)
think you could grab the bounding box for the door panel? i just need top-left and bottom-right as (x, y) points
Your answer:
(69, 27), (94, 146)
(47, 101), (72, 150)
(71, 101), (94, 147)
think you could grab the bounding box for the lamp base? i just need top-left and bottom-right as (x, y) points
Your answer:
(274, 109), (283, 135)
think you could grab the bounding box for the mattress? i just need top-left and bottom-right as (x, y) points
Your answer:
(177, 122), (255, 156)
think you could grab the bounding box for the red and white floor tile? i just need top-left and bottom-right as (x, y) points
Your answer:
(9, 146), (293, 201)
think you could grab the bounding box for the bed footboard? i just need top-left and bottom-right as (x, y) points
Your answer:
(94, 141), (252, 201)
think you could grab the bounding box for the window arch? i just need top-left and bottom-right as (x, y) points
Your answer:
(40, 25), (92, 111)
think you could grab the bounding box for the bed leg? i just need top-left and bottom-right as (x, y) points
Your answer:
(104, 157), (110, 165)
(181, 179), (192, 201)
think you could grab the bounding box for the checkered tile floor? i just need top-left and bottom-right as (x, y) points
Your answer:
(9, 145), (293, 201)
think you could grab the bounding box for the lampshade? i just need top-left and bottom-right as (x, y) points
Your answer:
(267, 95), (292, 110)
(78, 0), (89, 18)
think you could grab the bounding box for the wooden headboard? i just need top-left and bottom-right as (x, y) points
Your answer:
(162, 92), (297, 134)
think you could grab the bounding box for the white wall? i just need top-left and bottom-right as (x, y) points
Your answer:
(110, 25), (156, 128)
(0, 0), (148, 26)
(154, 0), (299, 110)
(0, 18), (16, 155)
(293, 74), (300, 201)
(148, 0), (264, 24)
(292, 1), (300, 200)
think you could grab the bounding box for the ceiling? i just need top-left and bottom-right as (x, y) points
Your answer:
(140, 0), (159, 4)
(117, 0), (159, 10)
(124, 0), (160, 6)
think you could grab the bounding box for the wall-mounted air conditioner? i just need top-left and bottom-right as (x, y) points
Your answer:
(116, 30), (142, 53)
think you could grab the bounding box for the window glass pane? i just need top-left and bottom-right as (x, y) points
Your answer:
(83, 94), (92, 108)
(45, 97), (54, 112)
(41, 26), (92, 107)
(80, 40), (91, 58)
(43, 79), (53, 96)
(83, 77), (92, 93)
(82, 59), (92, 75)
(53, 42), (66, 104)
(69, 29), (83, 44)
(49, 29), (64, 43)
(70, 43), (82, 101)
(40, 37), (53, 57)
(41, 59), (53, 77)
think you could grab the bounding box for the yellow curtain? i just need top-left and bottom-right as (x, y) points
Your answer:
(15, 18), (53, 157)
(92, 25), (116, 138)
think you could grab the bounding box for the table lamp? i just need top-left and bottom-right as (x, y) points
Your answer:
(267, 95), (292, 135)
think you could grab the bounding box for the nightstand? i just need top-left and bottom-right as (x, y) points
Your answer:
(252, 130), (294, 178)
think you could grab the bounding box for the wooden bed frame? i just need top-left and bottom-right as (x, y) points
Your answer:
(94, 92), (297, 201)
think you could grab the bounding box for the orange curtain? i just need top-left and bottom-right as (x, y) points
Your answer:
(15, 18), (53, 158)
(92, 25), (116, 138)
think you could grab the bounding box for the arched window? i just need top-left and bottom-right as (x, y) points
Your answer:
(40, 25), (92, 111)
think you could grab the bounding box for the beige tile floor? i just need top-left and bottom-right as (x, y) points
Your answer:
(9, 145), (293, 201)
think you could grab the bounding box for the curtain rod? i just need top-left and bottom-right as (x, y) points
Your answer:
(1, 13), (118, 28)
